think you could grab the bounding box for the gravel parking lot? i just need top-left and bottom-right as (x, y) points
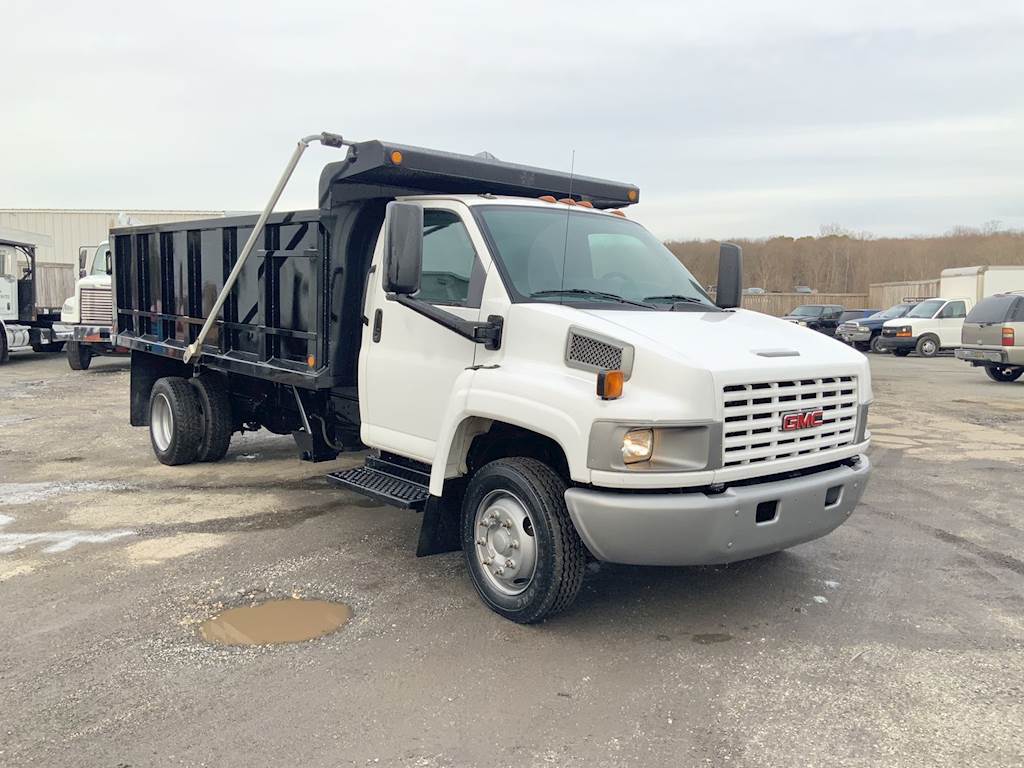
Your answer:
(1, 351), (1022, 767)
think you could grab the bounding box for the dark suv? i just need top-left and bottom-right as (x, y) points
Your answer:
(837, 301), (920, 353)
(955, 293), (1024, 382)
(781, 304), (844, 336)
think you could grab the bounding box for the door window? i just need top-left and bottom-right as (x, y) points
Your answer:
(417, 210), (477, 305)
(939, 301), (967, 319)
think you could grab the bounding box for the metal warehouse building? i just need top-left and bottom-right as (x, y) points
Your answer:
(0, 209), (224, 267)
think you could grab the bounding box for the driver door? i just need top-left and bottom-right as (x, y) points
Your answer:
(359, 202), (486, 462)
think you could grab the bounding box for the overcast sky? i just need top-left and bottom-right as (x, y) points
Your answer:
(4, 1), (1023, 240)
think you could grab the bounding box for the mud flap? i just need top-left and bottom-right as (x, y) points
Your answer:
(416, 481), (465, 557)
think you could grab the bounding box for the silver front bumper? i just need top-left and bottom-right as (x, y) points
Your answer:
(564, 456), (870, 565)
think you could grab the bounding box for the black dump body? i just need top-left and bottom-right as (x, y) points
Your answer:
(112, 139), (638, 391)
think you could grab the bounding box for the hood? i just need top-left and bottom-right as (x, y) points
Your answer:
(79, 275), (112, 290)
(577, 307), (868, 378)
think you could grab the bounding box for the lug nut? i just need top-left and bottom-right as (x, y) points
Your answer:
(476, 538), (486, 546)
(482, 558), (492, 565)
(505, 559), (514, 568)
(510, 541), (519, 550)
(495, 568), (504, 576)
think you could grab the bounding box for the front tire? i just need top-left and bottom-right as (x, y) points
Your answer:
(869, 335), (886, 354)
(67, 341), (92, 370)
(149, 377), (203, 466)
(915, 335), (939, 357)
(985, 365), (1024, 383)
(462, 457), (586, 624)
(0, 330), (8, 364)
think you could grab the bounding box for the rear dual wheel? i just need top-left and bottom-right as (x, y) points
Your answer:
(149, 375), (233, 465)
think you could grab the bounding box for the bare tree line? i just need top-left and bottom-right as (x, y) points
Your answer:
(666, 223), (1024, 294)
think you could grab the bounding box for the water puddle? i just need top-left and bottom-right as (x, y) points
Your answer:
(199, 599), (353, 646)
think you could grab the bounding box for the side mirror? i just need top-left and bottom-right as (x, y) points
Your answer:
(78, 248), (88, 270)
(715, 242), (742, 309)
(383, 202), (423, 295)
(104, 250), (112, 275)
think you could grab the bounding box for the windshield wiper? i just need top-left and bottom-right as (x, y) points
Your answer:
(643, 294), (716, 310)
(529, 289), (654, 310)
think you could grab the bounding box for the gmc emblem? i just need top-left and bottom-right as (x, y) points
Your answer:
(781, 409), (825, 431)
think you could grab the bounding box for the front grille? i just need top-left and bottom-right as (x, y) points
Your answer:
(722, 376), (858, 468)
(837, 322), (859, 333)
(80, 287), (113, 325)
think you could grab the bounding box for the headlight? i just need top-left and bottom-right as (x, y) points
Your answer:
(622, 429), (653, 464)
(895, 325), (912, 337)
(797, 320), (808, 326)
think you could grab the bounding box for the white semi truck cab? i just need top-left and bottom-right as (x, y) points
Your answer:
(113, 134), (872, 622)
(61, 241), (125, 369)
(1, 231), (72, 364)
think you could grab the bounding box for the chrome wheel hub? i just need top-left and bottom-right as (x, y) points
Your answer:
(473, 490), (537, 596)
(151, 393), (173, 452)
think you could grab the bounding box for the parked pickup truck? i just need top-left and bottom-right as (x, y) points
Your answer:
(112, 133), (873, 623)
(837, 301), (920, 353)
(781, 304), (844, 336)
(954, 292), (1024, 382)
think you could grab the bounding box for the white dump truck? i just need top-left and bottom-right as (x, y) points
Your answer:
(112, 134), (873, 622)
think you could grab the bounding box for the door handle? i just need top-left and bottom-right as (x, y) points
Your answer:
(372, 308), (383, 342)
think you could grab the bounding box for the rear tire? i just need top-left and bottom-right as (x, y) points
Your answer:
(984, 365), (1024, 383)
(893, 349), (912, 357)
(462, 457), (586, 624)
(149, 377), (203, 466)
(915, 335), (939, 357)
(191, 374), (233, 462)
(67, 341), (92, 370)
(869, 335), (886, 354)
(0, 330), (8, 364)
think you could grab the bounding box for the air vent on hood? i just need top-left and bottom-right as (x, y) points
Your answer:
(565, 327), (634, 378)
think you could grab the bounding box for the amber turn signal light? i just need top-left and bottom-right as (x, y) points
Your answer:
(597, 369), (624, 400)
(390, 150), (403, 165)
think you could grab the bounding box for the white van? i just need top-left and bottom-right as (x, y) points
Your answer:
(878, 266), (1024, 357)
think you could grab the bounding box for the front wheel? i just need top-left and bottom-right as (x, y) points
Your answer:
(67, 341), (92, 370)
(869, 335), (886, 354)
(462, 457), (586, 624)
(985, 365), (1024, 383)
(915, 335), (939, 357)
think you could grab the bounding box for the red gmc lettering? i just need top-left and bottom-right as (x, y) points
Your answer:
(781, 410), (825, 431)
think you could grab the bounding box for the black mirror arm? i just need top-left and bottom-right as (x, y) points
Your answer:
(389, 294), (503, 350)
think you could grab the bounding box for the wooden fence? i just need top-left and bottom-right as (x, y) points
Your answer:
(740, 293), (870, 317)
(868, 279), (940, 308)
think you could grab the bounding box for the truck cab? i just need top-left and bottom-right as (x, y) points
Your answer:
(1, 230), (71, 363)
(112, 136), (873, 623)
(61, 241), (123, 369)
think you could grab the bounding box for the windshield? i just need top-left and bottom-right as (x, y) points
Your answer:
(789, 305), (822, 317)
(475, 206), (716, 310)
(872, 303), (913, 320)
(906, 299), (943, 318)
(90, 247), (110, 277)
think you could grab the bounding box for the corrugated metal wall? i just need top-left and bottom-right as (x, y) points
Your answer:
(742, 293), (871, 317)
(868, 279), (940, 308)
(0, 210), (224, 267)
